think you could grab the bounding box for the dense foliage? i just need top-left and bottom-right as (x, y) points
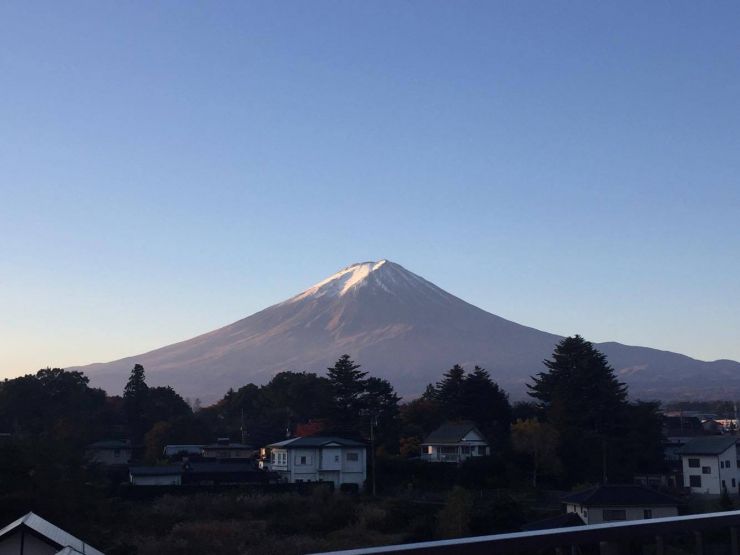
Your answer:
(528, 335), (665, 484)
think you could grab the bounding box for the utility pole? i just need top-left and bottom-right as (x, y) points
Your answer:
(370, 413), (378, 496)
(240, 407), (247, 445)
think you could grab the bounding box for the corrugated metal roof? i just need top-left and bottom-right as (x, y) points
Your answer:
(0, 513), (104, 555)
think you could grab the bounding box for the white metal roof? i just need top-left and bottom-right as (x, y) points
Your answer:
(0, 512), (104, 555)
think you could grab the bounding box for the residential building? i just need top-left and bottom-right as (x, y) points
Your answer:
(201, 438), (254, 460)
(129, 462), (269, 486)
(129, 466), (182, 486)
(260, 436), (367, 488)
(679, 436), (740, 495)
(86, 439), (132, 466)
(420, 421), (489, 463)
(162, 444), (204, 460)
(0, 512), (104, 555)
(562, 484), (680, 525)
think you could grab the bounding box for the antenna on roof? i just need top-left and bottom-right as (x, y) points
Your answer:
(240, 407), (247, 444)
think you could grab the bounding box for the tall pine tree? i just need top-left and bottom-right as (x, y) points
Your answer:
(528, 335), (628, 484)
(123, 363), (150, 442)
(327, 355), (368, 431)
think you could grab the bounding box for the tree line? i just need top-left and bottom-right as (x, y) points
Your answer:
(0, 335), (666, 490)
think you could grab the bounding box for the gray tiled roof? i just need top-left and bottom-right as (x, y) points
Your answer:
(422, 421), (484, 444)
(677, 436), (737, 455)
(267, 436), (366, 448)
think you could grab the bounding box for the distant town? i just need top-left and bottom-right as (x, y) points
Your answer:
(2, 336), (740, 554)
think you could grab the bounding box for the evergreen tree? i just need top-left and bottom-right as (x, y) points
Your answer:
(327, 354), (368, 429)
(528, 335), (627, 434)
(123, 363), (150, 441)
(461, 366), (512, 444)
(528, 336), (629, 484)
(434, 364), (467, 420)
(362, 376), (401, 450)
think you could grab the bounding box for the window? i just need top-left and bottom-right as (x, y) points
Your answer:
(688, 458), (700, 468)
(346, 452), (359, 462)
(737, 460), (740, 468)
(733, 479), (737, 488)
(690, 475), (702, 488)
(727, 460), (732, 467)
(298, 455), (307, 465)
(602, 510), (626, 521)
(721, 461), (725, 468)
(702, 466), (711, 474)
(643, 509), (652, 519)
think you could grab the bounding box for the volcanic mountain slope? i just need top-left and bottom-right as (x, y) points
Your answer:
(73, 260), (740, 401)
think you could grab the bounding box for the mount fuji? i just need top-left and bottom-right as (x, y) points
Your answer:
(73, 260), (740, 402)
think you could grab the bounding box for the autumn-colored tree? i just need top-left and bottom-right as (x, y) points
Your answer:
(511, 418), (561, 487)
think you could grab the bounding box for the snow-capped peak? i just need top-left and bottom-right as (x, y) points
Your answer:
(288, 260), (391, 302)
(284, 259), (452, 305)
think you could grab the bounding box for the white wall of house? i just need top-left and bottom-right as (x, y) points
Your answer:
(130, 473), (182, 486)
(682, 445), (740, 495)
(421, 442), (488, 462)
(565, 503), (677, 525)
(265, 445), (366, 487)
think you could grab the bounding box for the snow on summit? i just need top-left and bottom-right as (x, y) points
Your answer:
(290, 260), (389, 301)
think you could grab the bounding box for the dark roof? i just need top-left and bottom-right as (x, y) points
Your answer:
(267, 436), (366, 448)
(562, 485), (680, 507)
(677, 436), (737, 455)
(185, 462), (255, 473)
(88, 439), (131, 449)
(129, 465), (182, 476)
(521, 512), (584, 531)
(422, 421), (485, 444)
(202, 443), (253, 450)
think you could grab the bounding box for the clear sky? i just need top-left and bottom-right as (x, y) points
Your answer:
(1, 1), (739, 378)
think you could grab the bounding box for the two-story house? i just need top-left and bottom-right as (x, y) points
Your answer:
(679, 436), (740, 495)
(260, 436), (367, 488)
(420, 421), (489, 463)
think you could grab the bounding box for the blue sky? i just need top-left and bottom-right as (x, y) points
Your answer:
(1, 1), (739, 378)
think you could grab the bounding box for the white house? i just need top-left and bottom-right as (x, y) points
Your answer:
(260, 436), (367, 488)
(420, 421), (489, 463)
(0, 512), (104, 555)
(86, 439), (132, 466)
(562, 484), (680, 525)
(129, 465), (182, 486)
(679, 436), (740, 495)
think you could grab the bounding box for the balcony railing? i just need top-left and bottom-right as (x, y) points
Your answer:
(308, 510), (740, 555)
